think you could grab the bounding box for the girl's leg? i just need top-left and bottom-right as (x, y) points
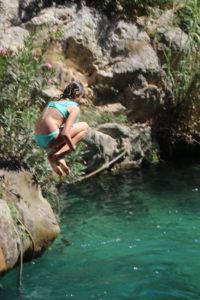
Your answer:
(48, 122), (88, 175)
(50, 122), (88, 159)
(48, 122), (88, 151)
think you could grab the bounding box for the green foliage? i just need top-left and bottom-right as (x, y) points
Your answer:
(0, 35), (54, 162)
(6, 198), (18, 226)
(145, 149), (159, 164)
(81, 106), (128, 127)
(163, 1), (199, 112)
(175, 0), (200, 34)
(158, 0), (200, 144)
(49, 26), (65, 41)
(0, 35), (90, 194)
(99, 110), (128, 124)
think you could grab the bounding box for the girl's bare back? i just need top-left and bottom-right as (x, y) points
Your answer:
(35, 106), (64, 135)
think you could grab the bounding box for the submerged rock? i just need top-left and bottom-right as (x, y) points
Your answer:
(0, 169), (60, 277)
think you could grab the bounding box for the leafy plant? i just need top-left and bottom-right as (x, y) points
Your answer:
(165, 2), (199, 107)
(156, 0), (200, 147)
(0, 35), (54, 160)
(145, 149), (159, 164)
(175, 0), (200, 34)
(49, 26), (65, 41)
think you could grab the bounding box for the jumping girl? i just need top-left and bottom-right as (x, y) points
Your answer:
(34, 81), (89, 176)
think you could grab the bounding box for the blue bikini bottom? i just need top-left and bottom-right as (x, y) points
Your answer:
(34, 129), (60, 148)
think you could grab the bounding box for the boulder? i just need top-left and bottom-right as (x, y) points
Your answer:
(0, 169), (60, 277)
(84, 123), (157, 171)
(0, 27), (29, 52)
(0, 0), (20, 31)
(83, 128), (118, 170)
(97, 103), (126, 114)
(0, 0), (55, 30)
(123, 84), (164, 121)
(143, 8), (189, 63)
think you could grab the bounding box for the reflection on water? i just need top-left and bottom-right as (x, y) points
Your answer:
(1, 163), (200, 300)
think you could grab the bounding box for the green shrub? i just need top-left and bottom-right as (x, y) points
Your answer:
(145, 149), (159, 164)
(0, 36), (53, 160)
(160, 0), (200, 142)
(175, 0), (200, 34)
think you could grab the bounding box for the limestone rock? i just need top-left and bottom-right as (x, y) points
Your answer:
(84, 128), (118, 170)
(0, 27), (29, 52)
(24, 7), (160, 77)
(144, 8), (189, 61)
(0, 2), (172, 120)
(0, 200), (19, 272)
(0, 170), (60, 276)
(0, 0), (20, 31)
(124, 84), (164, 121)
(0, 2), (188, 122)
(97, 103), (126, 114)
(84, 123), (156, 171)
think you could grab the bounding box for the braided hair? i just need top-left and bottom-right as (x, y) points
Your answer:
(63, 81), (85, 99)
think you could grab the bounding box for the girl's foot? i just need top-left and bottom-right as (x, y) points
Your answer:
(48, 154), (70, 176)
(58, 159), (70, 176)
(48, 158), (64, 176)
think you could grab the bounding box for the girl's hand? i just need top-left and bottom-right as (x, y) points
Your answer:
(62, 133), (75, 151)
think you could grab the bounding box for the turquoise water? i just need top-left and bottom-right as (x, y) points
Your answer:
(1, 163), (200, 300)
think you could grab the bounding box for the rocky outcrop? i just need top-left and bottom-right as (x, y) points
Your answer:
(1, 1), (189, 169)
(141, 8), (189, 64)
(22, 4), (165, 122)
(0, 2), (189, 122)
(0, 26), (29, 52)
(0, 1), (193, 163)
(0, 2), (182, 120)
(0, 169), (60, 277)
(84, 123), (158, 171)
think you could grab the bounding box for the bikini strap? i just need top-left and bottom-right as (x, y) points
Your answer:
(51, 94), (63, 102)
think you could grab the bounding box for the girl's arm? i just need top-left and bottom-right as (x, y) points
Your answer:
(60, 104), (80, 150)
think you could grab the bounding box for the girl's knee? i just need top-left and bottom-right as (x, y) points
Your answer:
(82, 122), (89, 136)
(82, 122), (89, 132)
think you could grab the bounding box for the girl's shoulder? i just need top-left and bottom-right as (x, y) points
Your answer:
(66, 99), (79, 107)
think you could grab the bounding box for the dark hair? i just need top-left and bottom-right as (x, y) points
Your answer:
(63, 81), (85, 99)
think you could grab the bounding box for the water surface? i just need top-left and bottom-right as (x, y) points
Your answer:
(1, 163), (200, 300)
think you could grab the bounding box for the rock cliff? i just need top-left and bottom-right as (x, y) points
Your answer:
(0, 169), (60, 277)
(0, 1), (188, 118)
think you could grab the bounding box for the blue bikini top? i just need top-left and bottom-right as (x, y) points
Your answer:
(46, 99), (79, 119)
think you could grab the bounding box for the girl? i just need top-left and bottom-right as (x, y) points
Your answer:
(34, 81), (89, 176)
